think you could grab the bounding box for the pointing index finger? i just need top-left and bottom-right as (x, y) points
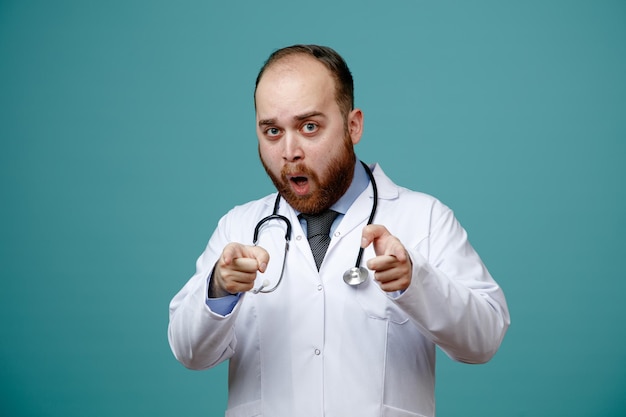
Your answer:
(222, 243), (269, 272)
(248, 245), (270, 273)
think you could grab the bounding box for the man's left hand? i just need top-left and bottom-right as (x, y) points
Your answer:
(361, 224), (412, 292)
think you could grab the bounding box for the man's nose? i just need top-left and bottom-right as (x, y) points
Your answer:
(282, 132), (303, 162)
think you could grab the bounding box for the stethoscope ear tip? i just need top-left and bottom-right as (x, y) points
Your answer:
(252, 279), (271, 294)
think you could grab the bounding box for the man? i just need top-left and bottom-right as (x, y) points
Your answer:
(168, 44), (510, 417)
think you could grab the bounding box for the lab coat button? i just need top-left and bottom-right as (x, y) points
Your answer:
(317, 284), (323, 291)
(314, 349), (321, 356)
(333, 231), (340, 237)
(296, 235), (303, 241)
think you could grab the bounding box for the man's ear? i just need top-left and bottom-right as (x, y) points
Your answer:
(348, 108), (364, 145)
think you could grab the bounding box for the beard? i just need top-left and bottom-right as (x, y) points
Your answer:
(260, 136), (356, 215)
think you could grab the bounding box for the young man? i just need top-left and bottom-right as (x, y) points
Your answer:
(169, 44), (510, 417)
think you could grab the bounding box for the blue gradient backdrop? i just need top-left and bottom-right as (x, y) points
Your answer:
(1, 1), (625, 416)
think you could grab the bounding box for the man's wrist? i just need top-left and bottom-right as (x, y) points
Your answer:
(208, 267), (236, 298)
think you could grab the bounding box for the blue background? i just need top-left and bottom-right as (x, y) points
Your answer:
(1, 1), (625, 416)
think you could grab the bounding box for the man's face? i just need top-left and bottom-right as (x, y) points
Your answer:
(255, 55), (363, 214)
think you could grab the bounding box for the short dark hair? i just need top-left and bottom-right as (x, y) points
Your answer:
(254, 44), (354, 118)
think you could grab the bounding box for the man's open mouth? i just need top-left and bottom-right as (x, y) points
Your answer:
(288, 175), (310, 195)
(291, 176), (307, 186)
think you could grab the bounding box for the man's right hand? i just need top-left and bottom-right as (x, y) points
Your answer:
(209, 243), (270, 297)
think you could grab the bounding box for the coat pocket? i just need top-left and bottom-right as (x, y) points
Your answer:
(354, 275), (409, 325)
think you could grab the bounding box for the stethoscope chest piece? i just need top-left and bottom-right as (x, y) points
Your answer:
(343, 266), (369, 286)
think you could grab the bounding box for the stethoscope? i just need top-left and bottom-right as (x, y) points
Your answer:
(251, 160), (378, 293)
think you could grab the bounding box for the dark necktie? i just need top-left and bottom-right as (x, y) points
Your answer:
(300, 210), (339, 270)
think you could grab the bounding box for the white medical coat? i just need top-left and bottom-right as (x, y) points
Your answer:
(168, 164), (510, 417)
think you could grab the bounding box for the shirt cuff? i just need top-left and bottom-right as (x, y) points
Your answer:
(205, 293), (241, 316)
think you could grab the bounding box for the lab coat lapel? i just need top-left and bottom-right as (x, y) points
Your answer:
(330, 163), (398, 240)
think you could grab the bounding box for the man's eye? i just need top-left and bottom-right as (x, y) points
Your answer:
(266, 128), (280, 136)
(302, 123), (318, 133)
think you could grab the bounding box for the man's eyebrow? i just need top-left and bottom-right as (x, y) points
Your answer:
(258, 112), (325, 127)
(294, 111), (324, 121)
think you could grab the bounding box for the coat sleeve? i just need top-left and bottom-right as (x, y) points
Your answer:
(394, 200), (510, 364)
(167, 213), (244, 370)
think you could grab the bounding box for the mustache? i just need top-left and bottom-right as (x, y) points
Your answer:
(281, 163), (315, 179)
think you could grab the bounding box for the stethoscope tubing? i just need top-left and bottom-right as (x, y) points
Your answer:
(353, 160), (378, 270)
(252, 160), (377, 292)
